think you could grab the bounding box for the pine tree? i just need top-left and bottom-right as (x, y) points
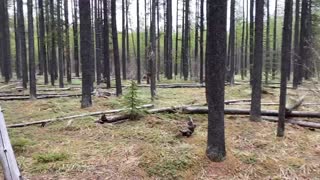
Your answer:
(80, 0), (93, 108)
(206, 0), (227, 162)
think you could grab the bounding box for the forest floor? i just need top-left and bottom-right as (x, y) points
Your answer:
(0, 77), (320, 179)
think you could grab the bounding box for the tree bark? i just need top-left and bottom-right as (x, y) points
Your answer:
(250, 0), (264, 121)
(17, 0), (28, 88)
(103, 0), (111, 88)
(57, 0), (64, 88)
(277, 0), (293, 137)
(293, 0), (301, 89)
(111, 0), (122, 96)
(206, 0), (227, 162)
(80, 0), (93, 108)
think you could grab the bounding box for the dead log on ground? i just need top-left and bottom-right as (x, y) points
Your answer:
(7, 104), (153, 128)
(0, 94), (83, 101)
(183, 107), (320, 118)
(262, 116), (320, 129)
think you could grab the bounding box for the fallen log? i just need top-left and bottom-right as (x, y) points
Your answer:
(225, 99), (251, 104)
(7, 104), (154, 128)
(0, 94), (83, 101)
(37, 87), (73, 91)
(262, 116), (320, 129)
(183, 107), (320, 118)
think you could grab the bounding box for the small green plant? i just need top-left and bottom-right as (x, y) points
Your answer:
(33, 152), (69, 164)
(123, 80), (144, 120)
(11, 138), (32, 153)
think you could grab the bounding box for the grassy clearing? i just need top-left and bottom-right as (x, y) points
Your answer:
(0, 78), (320, 179)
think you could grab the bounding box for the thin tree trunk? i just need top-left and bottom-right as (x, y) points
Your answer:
(250, 0), (264, 121)
(166, 0), (173, 79)
(174, 0), (179, 78)
(103, 0), (111, 88)
(65, 0), (72, 84)
(57, 0), (64, 88)
(39, 0), (48, 84)
(150, 0), (157, 99)
(240, 0), (246, 80)
(265, 0), (271, 83)
(228, 0), (235, 85)
(73, 0), (80, 77)
(28, 0), (37, 99)
(14, 0), (21, 80)
(111, 0), (122, 96)
(17, 0), (28, 88)
(199, 0), (204, 84)
(136, 0), (141, 83)
(122, 0), (126, 80)
(249, 0), (254, 84)
(183, 0), (190, 80)
(293, 0), (300, 89)
(80, 0), (93, 108)
(272, 0), (278, 80)
(278, 0), (293, 137)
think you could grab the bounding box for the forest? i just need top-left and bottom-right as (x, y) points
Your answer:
(0, 0), (320, 179)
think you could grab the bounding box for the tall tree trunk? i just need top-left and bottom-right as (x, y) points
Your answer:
(180, 0), (185, 79)
(278, 0), (293, 137)
(293, 0), (301, 88)
(122, 0), (127, 80)
(265, 0), (271, 83)
(14, 0), (22, 79)
(95, 0), (102, 85)
(136, 0), (141, 83)
(80, 0), (93, 108)
(166, 0), (173, 79)
(250, 0), (264, 122)
(57, 0), (64, 88)
(103, 0), (111, 88)
(111, 0), (122, 96)
(126, 0), (130, 65)
(199, 0), (204, 84)
(272, 0), (278, 79)
(27, 0), (37, 98)
(150, 0), (156, 99)
(50, 0), (56, 86)
(206, 0), (227, 162)
(65, 0), (72, 84)
(249, 0), (254, 84)
(17, 0), (28, 88)
(35, 0), (42, 76)
(156, 0), (160, 81)
(228, 0), (235, 85)
(174, 0), (179, 78)
(194, 0), (199, 79)
(240, 0), (246, 80)
(183, 0), (190, 80)
(299, 0), (309, 83)
(145, 0), (149, 83)
(0, 0), (12, 83)
(39, 0), (48, 84)
(73, 0), (80, 77)
(244, 0), (249, 77)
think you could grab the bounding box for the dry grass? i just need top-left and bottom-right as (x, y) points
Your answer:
(0, 78), (319, 179)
